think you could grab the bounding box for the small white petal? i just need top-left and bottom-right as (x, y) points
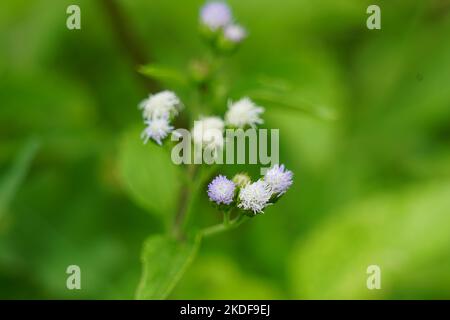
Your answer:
(140, 91), (182, 120)
(224, 24), (247, 43)
(141, 118), (174, 145)
(192, 116), (225, 149)
(238, 180), (272, 214)
(225, 97), (264, 128)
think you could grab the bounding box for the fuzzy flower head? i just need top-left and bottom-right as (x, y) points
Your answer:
(200, 2), (232, 31)
(224, 24), (247, 43)
(207, 175), (236, 205)
(264, 164), (293, 196)
(225, 97), (264, 128)
(141, 117), (173, 145)
(192, 116), (225, 149)
(139, 90), (182, 120)
(238, 180), (273, 214)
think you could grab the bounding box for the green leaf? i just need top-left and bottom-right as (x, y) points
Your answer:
(0, 138), (40, 221)
(135, 234), (200, 300)
(118, 127), (182, 221)
(139, 64), (188, 87)
(251, 90), (337, 121)
(289, 181), (450, 299)
(247, 77), (338, 121)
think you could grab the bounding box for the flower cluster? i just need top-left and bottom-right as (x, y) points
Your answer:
(200, 1), (247, 46)
(207, 164), (293, 215)
(139, 91), (183, 145)
(192, 97), (264, 152)
(136, 2), (294, 235)
(131, 0), (297, 300)
(139, 93), (264, 149)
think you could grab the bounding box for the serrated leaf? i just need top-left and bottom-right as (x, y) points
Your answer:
(135, 234), (200, 300)
(118, 127), (182, 221)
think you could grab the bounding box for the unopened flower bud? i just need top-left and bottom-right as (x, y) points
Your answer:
(232, 173), (251, 188)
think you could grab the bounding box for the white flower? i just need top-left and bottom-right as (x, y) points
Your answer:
(225, 97), (264, 128)
(139, 91), (182, 120)
(238, 180), (272, 214)
(192, 116), (225, 149)
(264, 164), (293, 196)
(141, 117), (174, 145)
(224, 24), (247, 43)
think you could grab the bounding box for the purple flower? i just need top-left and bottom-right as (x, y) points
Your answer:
(207, 175), (236, 205)
(200, 2), (232, 30)
(224, 24), (247, 43)
(264, 164), (293, 196)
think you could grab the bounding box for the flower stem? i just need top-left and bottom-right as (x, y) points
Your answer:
(223, 210), (231, 226)
(200, 213), (249, 238)
(172, 164), (197, 239)
(99, 0), (158, 91)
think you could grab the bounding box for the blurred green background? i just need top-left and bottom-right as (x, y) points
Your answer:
(1, 0), (450, 299)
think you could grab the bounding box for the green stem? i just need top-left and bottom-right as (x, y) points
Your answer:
(200, 214), (249, 238)
(223, 210), (230, 226)
(172, 164), (197, 239)
(181, 164), (220, 233)
(171, 48), (224, 238)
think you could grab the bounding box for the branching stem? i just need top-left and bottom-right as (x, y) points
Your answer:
(200, 213), (249, 238)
